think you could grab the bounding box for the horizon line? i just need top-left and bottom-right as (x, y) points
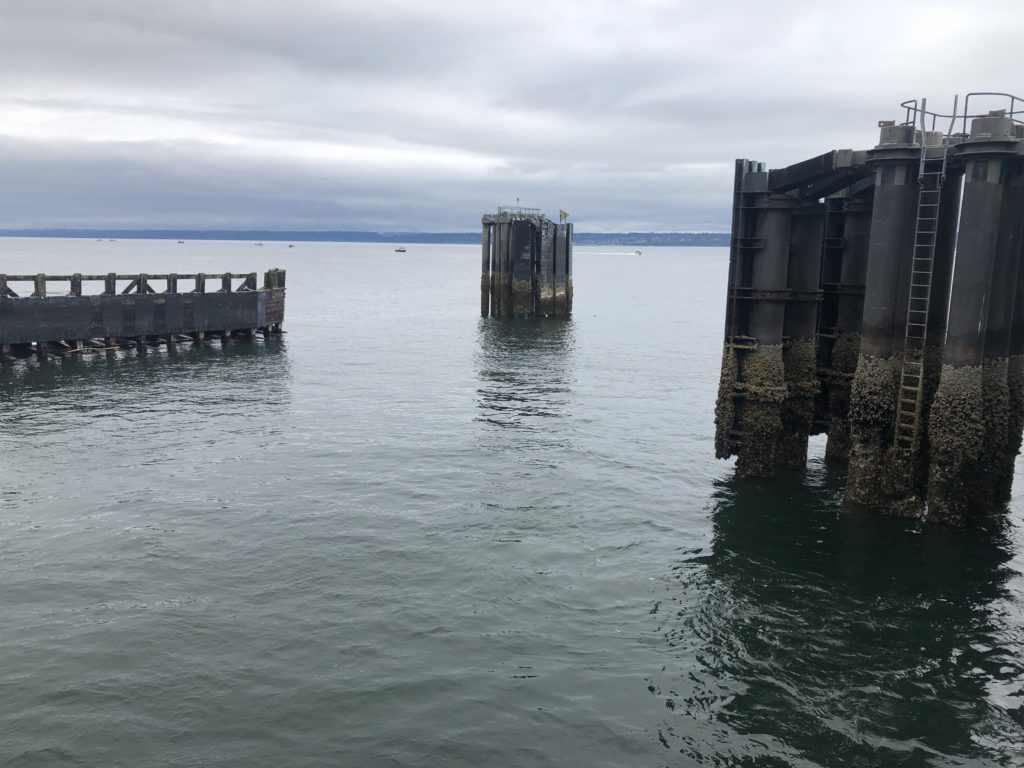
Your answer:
(0, 227), (730, 235)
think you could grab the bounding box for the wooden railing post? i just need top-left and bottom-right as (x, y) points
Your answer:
(0, 274), (7, 359)
(33, 274), (46, 298)
(70, 273), (82, 297)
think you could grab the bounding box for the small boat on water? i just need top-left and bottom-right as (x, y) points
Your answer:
(395, 247), (407, 253)
(254, 242), (264, 246)
(634, 249), (643, 256)
(177, 240), (185, 244)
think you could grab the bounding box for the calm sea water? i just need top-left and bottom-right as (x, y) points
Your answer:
(1, 238), (1023, 767)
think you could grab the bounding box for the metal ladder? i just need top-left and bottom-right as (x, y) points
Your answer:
(893, 101), (955, 449)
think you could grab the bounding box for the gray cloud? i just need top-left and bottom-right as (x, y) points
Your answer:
(1, 0), (1021, 232)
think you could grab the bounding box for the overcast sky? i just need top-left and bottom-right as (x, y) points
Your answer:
(1, 0), (1021, 232)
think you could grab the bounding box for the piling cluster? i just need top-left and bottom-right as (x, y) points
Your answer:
(0, 269), (285, 358)
(714, 94), (1024, 525)
(481, 208), (572, 318)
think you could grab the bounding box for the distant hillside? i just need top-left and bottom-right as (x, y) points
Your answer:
(0, 229), (730, 247)
(573, 232), (728, 247)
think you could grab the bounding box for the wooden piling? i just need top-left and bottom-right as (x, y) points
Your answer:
(481, 209), (572, 319)
(538, 220), (555, 316)
(481, 224), (492, 318)
(493, 220), (505, 317)
(510, 221), (533, 316)
(553, 224), (569, 316)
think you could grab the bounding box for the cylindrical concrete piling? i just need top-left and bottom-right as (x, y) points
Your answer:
(777, 201), (824, 468)
(921, 165), (965, 429)
(735, 192), (797, 477)
(1003, 213), (1024, 505)
(715, 95), (1024, 523)
(824, 196), (872, 461)
(715, 160), (763, 464)
(846, 125), (923, 504)
(982, 160), (1024, 506)
(928, 114), (1021, 524)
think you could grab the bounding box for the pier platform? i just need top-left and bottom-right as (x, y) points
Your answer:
(0, 269), (285, 357)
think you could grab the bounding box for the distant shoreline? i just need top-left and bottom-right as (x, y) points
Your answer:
(0, 229), (730, 247)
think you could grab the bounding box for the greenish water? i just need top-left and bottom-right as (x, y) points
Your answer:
(1, 239), (1022, 766)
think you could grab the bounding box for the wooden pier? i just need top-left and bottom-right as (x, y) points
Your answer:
(0, 268), (285, 358)
(481, 208), (573, 318)
(714, 92), (1024, 524)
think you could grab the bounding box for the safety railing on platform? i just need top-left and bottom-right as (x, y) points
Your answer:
(495, 205), (544, 216)
(900, 92), (1024, 133)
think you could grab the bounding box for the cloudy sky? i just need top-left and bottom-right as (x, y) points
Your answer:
(1, 1), (1021, 232)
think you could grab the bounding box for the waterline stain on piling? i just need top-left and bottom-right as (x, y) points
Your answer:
(714, 347), (739, 460)
(824, 330), (860, 461)
(999, 353), (1024, 502)
(777, 338), (818, 468)
(980, 358), (1012, 509)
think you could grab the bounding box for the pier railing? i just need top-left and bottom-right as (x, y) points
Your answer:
(0, 268), (286, 354)
(0, 269), (285, 298)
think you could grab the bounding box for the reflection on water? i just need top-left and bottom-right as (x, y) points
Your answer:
(474, 318), (575, 430)
(0, 338), (290, 410)
(0, 337), (291, 519)
(650, 460), (1024, 766)
(0, 338), (291, 458)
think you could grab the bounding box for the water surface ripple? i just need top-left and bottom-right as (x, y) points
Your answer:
(1, 239), (1022, 767)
